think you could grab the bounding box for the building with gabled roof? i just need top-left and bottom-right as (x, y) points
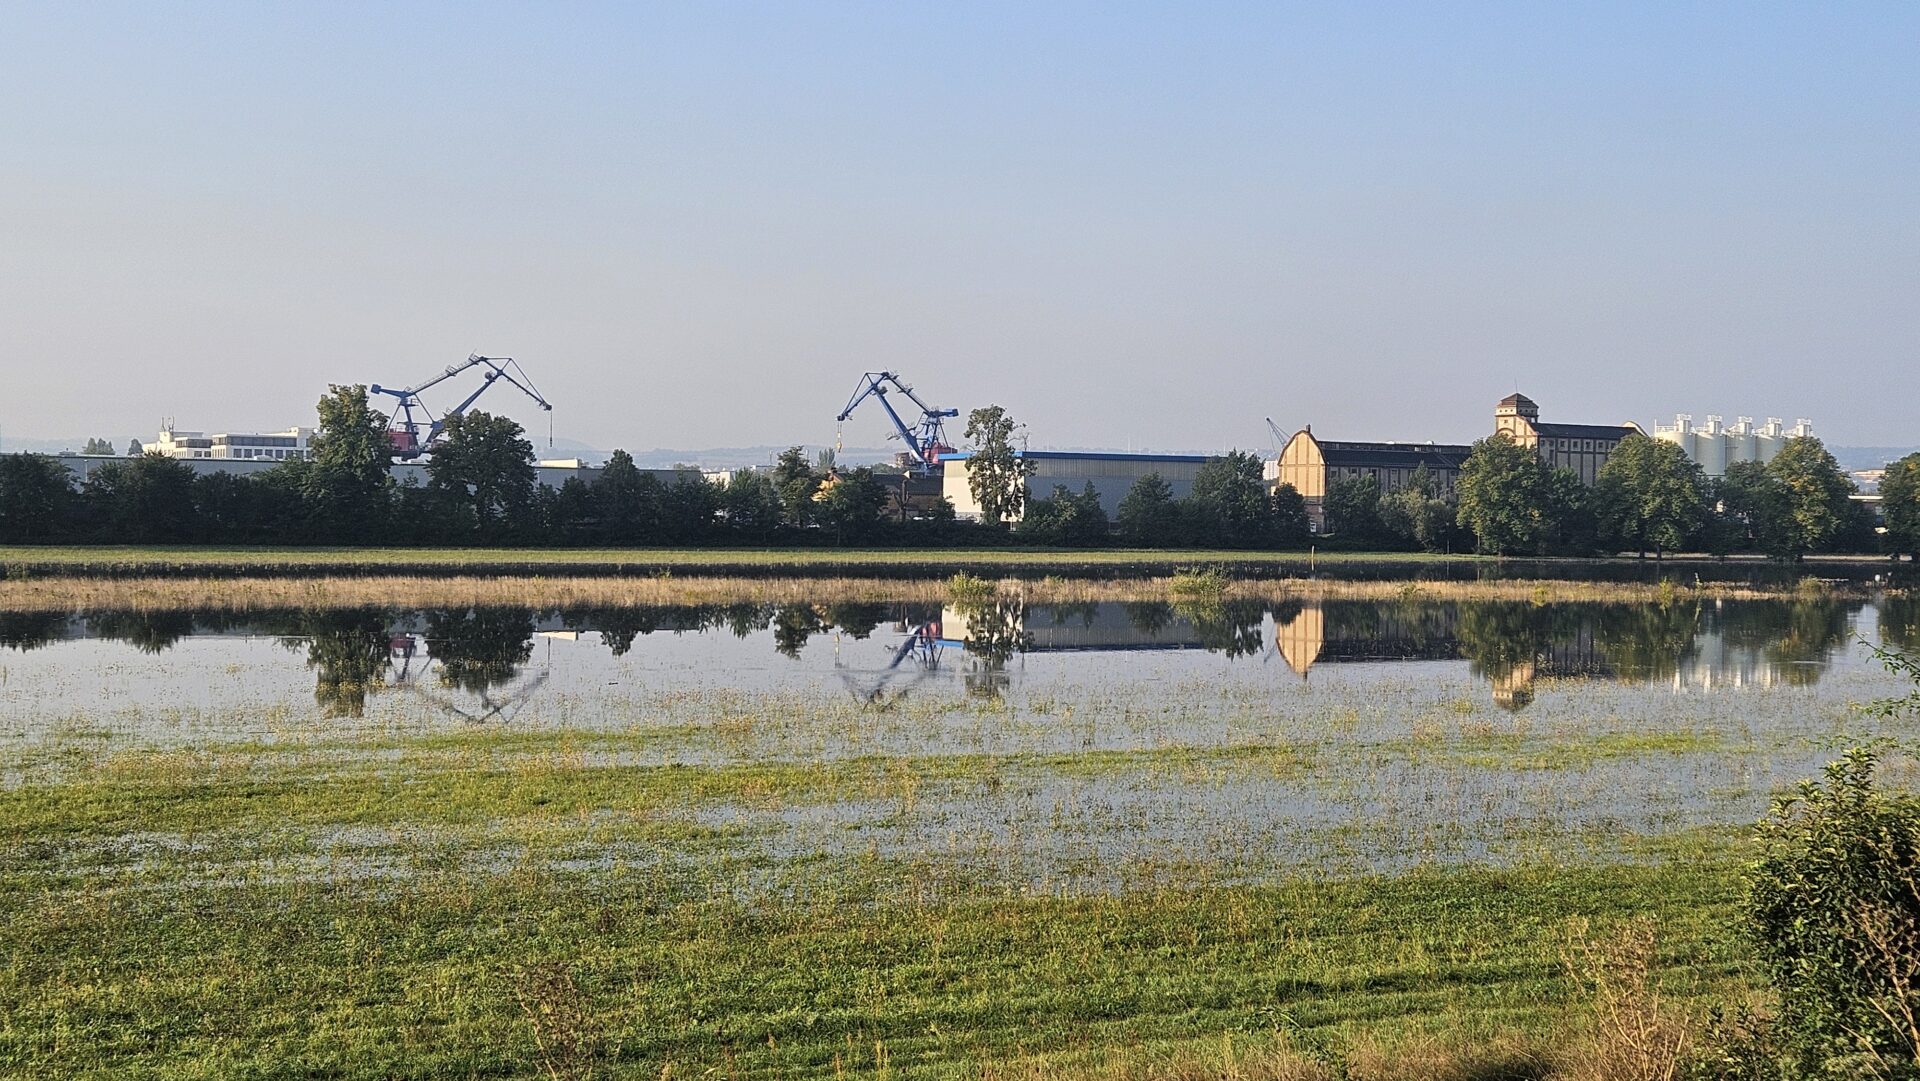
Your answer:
(1268, 428), (1471, 533)
(1493, 393), (1642, 484)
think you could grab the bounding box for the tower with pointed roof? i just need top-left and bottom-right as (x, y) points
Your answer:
(1492, 393), (1641, 485)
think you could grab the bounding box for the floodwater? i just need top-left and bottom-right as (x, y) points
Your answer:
(5, 595), (1918, 880)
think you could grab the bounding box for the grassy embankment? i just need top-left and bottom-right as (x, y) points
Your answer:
(0, 544), (1870, 612)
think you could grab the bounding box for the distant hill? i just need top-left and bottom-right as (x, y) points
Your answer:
(1833, 447), (1920, 472)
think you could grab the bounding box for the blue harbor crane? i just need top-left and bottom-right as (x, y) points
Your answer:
(370, 354), (553, 459)
(835, 371), (958, 474)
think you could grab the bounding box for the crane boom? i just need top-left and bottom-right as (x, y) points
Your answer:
(836, 371), (958, 474)
(371, 354), (553, 459)
(1265, 417), (1291, 458)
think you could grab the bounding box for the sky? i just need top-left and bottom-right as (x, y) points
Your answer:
(2, 2), (1916, 457)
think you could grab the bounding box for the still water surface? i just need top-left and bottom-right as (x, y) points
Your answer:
(5, 596), (1917, 879)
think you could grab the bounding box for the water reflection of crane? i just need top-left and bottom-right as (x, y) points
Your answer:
(382, 631), (550, 724)
(833, 620), (944, 710)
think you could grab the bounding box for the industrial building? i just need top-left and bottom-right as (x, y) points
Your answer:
(1267, 429), (1471, 533)
(42, 454), (696, 492)
(1651, 415), (1812, 477)
(149, 425), (315, 461)
(1493, 393), (1641, 485)
(941, 450), (1209, 522)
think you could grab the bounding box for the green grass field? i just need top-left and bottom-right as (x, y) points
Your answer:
(0, 707), (1767, 1078)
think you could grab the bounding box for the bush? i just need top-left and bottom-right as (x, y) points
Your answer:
(1745, 746), (1920, 1076)
(945, 571), (996, 604)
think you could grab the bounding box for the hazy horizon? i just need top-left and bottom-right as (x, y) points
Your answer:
(4, 4), (1915, 451)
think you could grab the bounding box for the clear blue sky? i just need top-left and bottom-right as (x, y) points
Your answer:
(3, 2), (1915, 453)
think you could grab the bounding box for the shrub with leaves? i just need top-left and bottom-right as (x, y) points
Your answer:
(1746, 746), (1920, 1077)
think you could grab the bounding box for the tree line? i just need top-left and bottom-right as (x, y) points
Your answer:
(1, 386), (1914, 557)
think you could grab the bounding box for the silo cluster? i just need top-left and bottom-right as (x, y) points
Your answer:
(1652, 413), (1812, 477)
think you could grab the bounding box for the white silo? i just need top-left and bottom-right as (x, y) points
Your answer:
(1695, 415), (1727, 475)
(1755, 418), (1785, 463)
(1655, 414), (1695, 460)
(1728, 417), (1758, 467)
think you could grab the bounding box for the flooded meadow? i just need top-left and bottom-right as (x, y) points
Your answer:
(9, 583), (1920, 1076)
(6, 592), (1916, 890)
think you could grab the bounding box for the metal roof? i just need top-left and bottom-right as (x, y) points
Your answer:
(1532, 422), (1639, 440)
(1314, 440), (1473, 470)
(943, 450), (1213, 463)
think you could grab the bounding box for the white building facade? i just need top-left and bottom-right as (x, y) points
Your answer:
(150, 426), (315, 461)
(942, 450), (1210, 522)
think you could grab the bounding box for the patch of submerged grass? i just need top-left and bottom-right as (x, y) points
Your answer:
(1427, 730), (1727, 771)
(0, 735), (1324, 841)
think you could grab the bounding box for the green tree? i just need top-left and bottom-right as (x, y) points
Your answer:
(192, 471), (282, 543)
(1592, 434), (1707, 559)
(1768, 436), (1856, 559)
(1117, 473), (1181, 546)
(0, 454), (73, 542)
(720, 470), (784, 540)
(1324, 475), (1384, 541)
(1540, 466), (1597, 555)
(82, 453), (199, 542)
(815, 467), (889, 544)
(125, 439), (143, 456)
(1455, 433), (1550, 555)
(427, 410), (536, 541)
(548, 477), (593, 542)
(80, 437), (114, 456)
(1713, 460), (1793, 557)
(1375, 464), (1452, 552)
(306, 384), (394, 543)
(593, 450), (659, 542)
(1018, 483), (1109, 546)
(963, 405), (1034, 527)
(1270, 483), (1310, 545)
(659, 473), (719, 543)
(1190, 450), (1273, 547)
(771, 446), (820, 528)
(1881, 453), (1920, 561)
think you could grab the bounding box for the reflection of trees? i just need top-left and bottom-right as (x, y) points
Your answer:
(1711, 598), (1856, 688)
(958, 599), (1031, 698)
(1044, 603), (1101, 629)
(1592, 602), (1701, 684)
(1765, 598), (1854, 687)
(0, 611), (67, 651)
(295, 610), (393, 718)
(1881, 596), (1920, 654)
(1172, 599), (1267, 658)
(1123, 602), (1174, 635)
(823, 603), (887, 640)
(771, 603), (827, 658)
(1454, 602), (1585, 711)
(424, 607), (535, 692)
(83, 611), (198, 654)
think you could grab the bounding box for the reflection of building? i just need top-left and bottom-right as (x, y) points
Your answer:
(1272, 602), (1464, 676)
(937, 604), (1210, 651)
(941, 450), (1209, 522)
(1267, 430), (1470, 533)
(1651, 415), (1811, 477)
(1494, 394), (1641, 485)
(1671, 629), (1789, 690)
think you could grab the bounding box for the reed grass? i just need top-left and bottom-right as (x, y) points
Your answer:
(0, 572), (1836, 612)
